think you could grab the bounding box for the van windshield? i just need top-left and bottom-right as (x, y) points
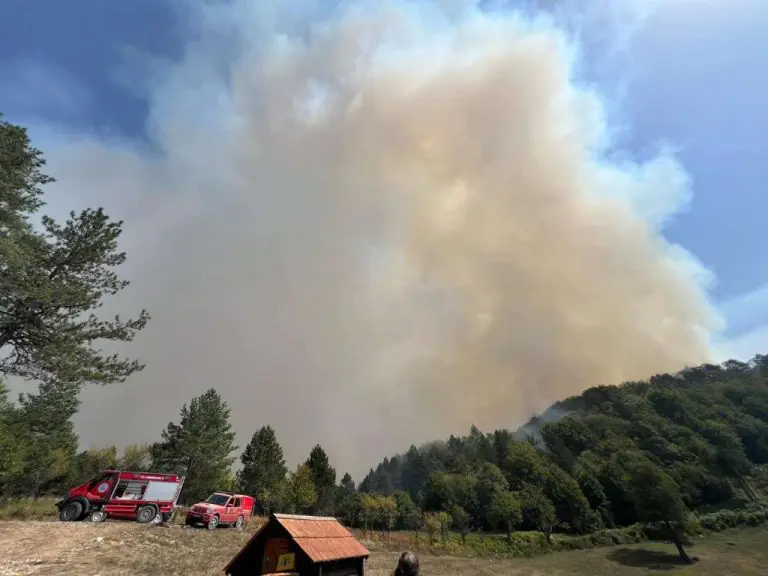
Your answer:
(205, 493), (230, 506)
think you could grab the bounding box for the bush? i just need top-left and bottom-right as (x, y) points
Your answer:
(698, 507), (768, 532)
(0, 498), (58, 520)
(363, 505), (768, 559)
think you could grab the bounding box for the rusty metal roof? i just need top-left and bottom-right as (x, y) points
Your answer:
(274, 514), (370, 563)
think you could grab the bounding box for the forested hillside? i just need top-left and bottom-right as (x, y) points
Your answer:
(355, 357), (768, 537)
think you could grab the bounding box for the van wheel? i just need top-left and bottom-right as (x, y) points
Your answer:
(136, 504), (159, 524)
(59, 501), (84, 522)
(207, 515), (219, 530)
(235, 516), (244, 529)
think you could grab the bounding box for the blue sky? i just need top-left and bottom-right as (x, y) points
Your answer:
(3, 0), (767, 467)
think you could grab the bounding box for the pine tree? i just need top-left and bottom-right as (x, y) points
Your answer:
(306, 444), (336, 489)
(0, 382), (25, 496)
(0, 115), (149, 390)
(305, 444), (337, 514)
(340, 472), (355, 491)
(14, 381), (79, 496)
(238, 425), (288, 513)
(150, 389), (238, 503)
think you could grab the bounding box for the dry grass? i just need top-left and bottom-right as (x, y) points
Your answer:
(0, 519), (767, 576)
(0, 498), (59, 520)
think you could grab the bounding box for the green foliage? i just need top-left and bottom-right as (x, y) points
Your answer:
(305, 443), (337, 514)
(423, 510), (451, 544)
(474, 462), (508, 526)
(358, 354), (768, 538)
(118, 444), (151, 471)
(490, 491), (523, 539)
(0, 382), (26, 495)
(305, 444), (336, 489)
(519, 485), (557, 541)
(150, 388), (238, 503)
(0, 117), (149, 390)
(357, 493), (398, 532)
(624, 457), (692, 559)
(392, 490), (418, 528)
(340, 472), (355, 491)
(4, 381), (79, 496)
(238, 425), (288, 514)
(626, 459), (688, 525)
(71, 446), (117, 483)
(450, 504), (471, 541)
(287, 464), (317, 513)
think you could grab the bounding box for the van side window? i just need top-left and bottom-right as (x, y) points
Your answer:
(233, 498), (241, 508)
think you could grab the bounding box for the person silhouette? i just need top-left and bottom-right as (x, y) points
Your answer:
(394, 551), (419, 576)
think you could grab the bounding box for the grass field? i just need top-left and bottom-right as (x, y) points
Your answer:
(0, 514), (766, 576)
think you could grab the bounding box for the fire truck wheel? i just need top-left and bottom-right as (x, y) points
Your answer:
(234, 516), (244, 529)
(59, 500), (84, 522)
(89, 510), (107, 522)
(136, 504), (159, 524)
(206, 515), (219, 530)
(150, 512), (164, 525)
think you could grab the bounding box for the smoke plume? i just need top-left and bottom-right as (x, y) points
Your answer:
(38, 0), (720, 477)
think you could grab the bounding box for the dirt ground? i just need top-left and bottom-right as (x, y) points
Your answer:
(1, 520), (767, 576)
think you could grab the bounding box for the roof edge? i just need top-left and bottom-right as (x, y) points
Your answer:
(273, 513), (340, 522)
(222, 517), (272, 573)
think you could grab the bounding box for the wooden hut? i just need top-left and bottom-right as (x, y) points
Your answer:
(224, 513), (370, 576)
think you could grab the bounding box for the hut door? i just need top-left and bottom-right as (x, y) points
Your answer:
(261, 538), (294, 574)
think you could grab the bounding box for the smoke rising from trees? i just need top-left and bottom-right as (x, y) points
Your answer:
(33, 0), (719, 477)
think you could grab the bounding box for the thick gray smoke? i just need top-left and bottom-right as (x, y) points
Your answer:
(37, 0), (719, 478)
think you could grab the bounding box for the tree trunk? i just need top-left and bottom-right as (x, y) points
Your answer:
(666, 521), (691, 562)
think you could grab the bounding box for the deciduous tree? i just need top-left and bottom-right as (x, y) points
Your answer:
(490, 491), (522, 541)
(119, 444), (151, 471)
(287, 464), (317, 514)
(626, 459), (692, 562)
(519, 485), (556, 543)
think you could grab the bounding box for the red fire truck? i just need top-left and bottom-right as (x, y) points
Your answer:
(56, 470), (185, 525)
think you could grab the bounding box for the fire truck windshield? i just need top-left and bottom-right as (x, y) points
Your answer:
(205, 493), (230, 506)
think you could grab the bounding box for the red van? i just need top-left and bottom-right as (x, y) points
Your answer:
(56, 470), (185, 525)
(185, 492), (254, 530)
